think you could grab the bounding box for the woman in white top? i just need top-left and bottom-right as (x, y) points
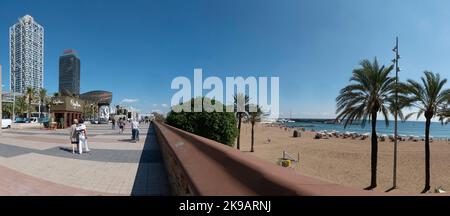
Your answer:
(76, 119), (90, 154)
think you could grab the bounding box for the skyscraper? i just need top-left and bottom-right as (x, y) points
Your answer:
(59, 49), (80, 96)
(9, 15), (44, 94)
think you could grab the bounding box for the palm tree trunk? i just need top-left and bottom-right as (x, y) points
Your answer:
(28, 99), (31, 122)
(366, 111), (378, 190)
(237, 113), (242, 150)
(251, 122), (255, 152)
(422, 117), (431, 193)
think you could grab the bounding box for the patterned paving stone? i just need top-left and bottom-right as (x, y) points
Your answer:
(0, 124), (170, 195)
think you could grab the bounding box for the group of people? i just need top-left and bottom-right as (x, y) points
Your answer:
(111, 117), (140, 142)
(69, 119), (90, 154)
(112, 117), (127, 134)
(69, 118), (141, 154)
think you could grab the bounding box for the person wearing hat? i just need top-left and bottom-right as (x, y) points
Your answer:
(70, 119), (79, 154)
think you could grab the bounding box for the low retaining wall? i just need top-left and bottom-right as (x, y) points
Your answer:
(154, 122), (381, 196)
(11, 123), (43, 130)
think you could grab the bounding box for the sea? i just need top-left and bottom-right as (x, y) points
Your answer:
(284, 120), (450, 139)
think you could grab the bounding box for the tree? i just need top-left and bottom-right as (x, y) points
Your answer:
(83, 102), (92, 119)
(246, 105), (263, 152)
(39, 88), (47, 118)
(47, 97), (53, 121)
(233, 93), (250, 150)
(398, 71), (450, 193)
(15, 96), (27, 118)
(25, 87), (36, 122)
(335, 58), (395, 190)
(2, 102), (13, 119)
(152, 112), (165, 123)
(94, 101), (99, 118)
(166, 97), (238, 146)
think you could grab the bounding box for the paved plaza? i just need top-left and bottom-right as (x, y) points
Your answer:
(0, 123), (170, 195)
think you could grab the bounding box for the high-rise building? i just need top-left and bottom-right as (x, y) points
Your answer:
(59, 49), (80, 96)
(9, 15), (44, 94)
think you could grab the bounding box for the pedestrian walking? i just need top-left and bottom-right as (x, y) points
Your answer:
(119, 117), (124, 134)
(69, 119), (79, 154)
(76, 119), (90, 154)
(131, 119), (140, 142)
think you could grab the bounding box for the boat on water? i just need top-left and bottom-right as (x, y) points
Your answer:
(277, 119), (295, 123)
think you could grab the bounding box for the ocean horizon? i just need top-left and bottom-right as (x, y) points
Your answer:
(285, 120), (450, 138)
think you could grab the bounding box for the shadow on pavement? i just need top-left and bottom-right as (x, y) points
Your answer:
(117, 139), (135, 142)
(58, 147), (74, 153)
(131, 124), (170, 196)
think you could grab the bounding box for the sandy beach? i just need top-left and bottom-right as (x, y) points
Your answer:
(239, 123), (450, 194)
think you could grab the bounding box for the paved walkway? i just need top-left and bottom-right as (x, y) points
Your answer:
(0, 123), (170, 195)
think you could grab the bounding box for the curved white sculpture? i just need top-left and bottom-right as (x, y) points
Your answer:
(99, 105), (110, 121)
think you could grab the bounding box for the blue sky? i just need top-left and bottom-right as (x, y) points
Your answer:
(1, 0), (450, 119)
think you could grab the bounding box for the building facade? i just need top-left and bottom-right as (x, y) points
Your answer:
(59, 49), (80, 96)
(51, 96), (85, 129)
(9, 15), (44, 94)
(80, 90), (113, 123)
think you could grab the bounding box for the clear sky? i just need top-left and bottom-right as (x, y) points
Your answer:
(1, 0), (450, 119)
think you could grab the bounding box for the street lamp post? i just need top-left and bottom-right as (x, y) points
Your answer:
(392, 36), (401, 189)
(12, 70), (16, 122)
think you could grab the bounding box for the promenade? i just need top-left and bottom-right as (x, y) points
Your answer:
(0, 123), (170, 196)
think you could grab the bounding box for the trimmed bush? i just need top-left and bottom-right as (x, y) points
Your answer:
(166, 97), (238, 147)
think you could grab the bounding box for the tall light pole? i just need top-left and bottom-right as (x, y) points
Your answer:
(391, 36), (401, 189)
(12, 69), (16, 122)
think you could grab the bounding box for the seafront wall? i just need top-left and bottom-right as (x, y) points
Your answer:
(153, 121), (381, 196)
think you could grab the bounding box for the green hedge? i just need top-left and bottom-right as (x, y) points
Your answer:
(166, 97), (238, 146)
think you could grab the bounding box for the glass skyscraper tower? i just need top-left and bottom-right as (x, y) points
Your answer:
(9, 15), (44, 94)
(59, 49), (80, 96)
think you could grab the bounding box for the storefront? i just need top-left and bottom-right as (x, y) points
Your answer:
(51, 96), (85, 129)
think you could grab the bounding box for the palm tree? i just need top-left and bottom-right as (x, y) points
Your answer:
(15, 96), (27, 118)
(336, 58), (395, 190)
(39, 88), (47, 118)
(26, 87), (36, 122)
(2, 102), (13, 119)
(398, 71), (450, 193)
(83, 103), (91, 119)
(94, 101), (99, 119)
(233, 93), (250, 150)
(246, 105), (263, 152)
